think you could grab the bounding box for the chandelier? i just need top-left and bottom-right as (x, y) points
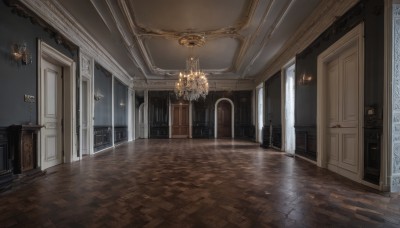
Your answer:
(175, 57), (209, 101)
(175, 34), (209, 101)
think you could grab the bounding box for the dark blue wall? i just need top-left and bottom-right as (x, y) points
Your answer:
(0, 1), (78, 127)
(94, 63), (112, 126)
(114, 79), (128, 126)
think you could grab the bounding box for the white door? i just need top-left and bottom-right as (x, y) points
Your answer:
(41, 58), (63, 170)
(139, 103), (145, 138)
(326, 45), (359, 178)
(81, 80), (89, 155)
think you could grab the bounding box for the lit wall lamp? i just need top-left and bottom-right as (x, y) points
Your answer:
(94, 90), (104, 101)
(11, 42), (32, 65)
(119, 101), (125, 110)
(298, 73), (312, 85)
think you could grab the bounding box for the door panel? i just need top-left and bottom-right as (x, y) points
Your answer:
(328, 131), (339, 165)
(217, 101), (231, 138)
(327, 60), (339, 126)
(41, 58), (63, 170)
(340, 128), (358, 173)
(172, 104), (189, 138)
(341, 50), (358, 127)
(326, 45), (359, 178)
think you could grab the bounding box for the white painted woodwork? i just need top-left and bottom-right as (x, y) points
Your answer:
(41, 58), (63, 170)
(81, 80), (89, 155)
(317, 24), (364, 185)
(326, 44), (359, 177)
(139, 103), (145, 138)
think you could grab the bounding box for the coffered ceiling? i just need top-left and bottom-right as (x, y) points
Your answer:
(55, 0), (320, 88)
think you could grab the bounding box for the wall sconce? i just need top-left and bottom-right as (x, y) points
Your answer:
(11, 42), (32, 65)
(119, 101), (125, 107)
(94, 90), (104, 101)
(298, 73), (312, 85)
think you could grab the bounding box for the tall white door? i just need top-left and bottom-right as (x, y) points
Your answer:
(326, 45), (359, 179)
(41, 58), (63, 170)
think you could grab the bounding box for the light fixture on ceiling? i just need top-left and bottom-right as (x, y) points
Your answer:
(11, 42), (32, 65)
(175, 57), (209, 101)
(174, 34), (209, 101)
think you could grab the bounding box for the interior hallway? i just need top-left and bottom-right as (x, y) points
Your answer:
(0, 139), (399, 227)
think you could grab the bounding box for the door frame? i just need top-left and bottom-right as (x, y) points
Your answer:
(255, 84), (264, 143)
(171, 103), (190, 138)
(79, 53), (94, 156)
(214, 98), (234, 139)
(138, 103), (145, 138)
(317, 24), (365, 180)
(38, 40), (77, 168)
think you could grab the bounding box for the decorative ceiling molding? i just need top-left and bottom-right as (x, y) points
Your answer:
(19, 0), (133, 86)
(239, 0), (293, 77)
(254, 0), (359, 84)
(133, 79), (254, 91)
(108, 0), (267, 79)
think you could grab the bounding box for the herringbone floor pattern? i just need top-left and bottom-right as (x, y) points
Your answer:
(1, 139), (400, 227)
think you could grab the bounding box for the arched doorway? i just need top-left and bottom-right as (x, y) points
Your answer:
(215, 98), (234, 138)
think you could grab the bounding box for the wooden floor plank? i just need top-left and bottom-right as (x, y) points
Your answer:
(1, 139), (399, 227)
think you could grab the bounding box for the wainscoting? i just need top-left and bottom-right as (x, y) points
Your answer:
(149, 126), (169, 139)
(235, 124), (255, 139)
(114, 126), (128, 144)
(295, 126), (317, 161)
(260, 126), (281, 149)
(364, 128), (381, 185)
(192, 124), (213, 138)
(0, 128), (12, 191)
(94, 126), (112, 151)
(261, 126), (270, 148)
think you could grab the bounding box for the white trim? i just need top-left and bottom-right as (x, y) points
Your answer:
(281, 59), (296, 153)
(316, 23), (365, 183)
(144, 90), (149, 138)
(128, 89), (135, 141)
(138, 103), (145, 138)
(79, 52), (94, 156)
(111, 76), (115, 147)
(189, 102), (193, 138)
(383, 0), (393, 192)
(20, 0), (132, 86)
(255, 84), (264, 143)
(214, 98), (235, 139)
(38, 40), (77, 169)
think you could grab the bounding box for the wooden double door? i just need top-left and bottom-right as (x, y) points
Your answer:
(326, 43), (360, 179)
(172, 104), (189, 138)
(217, 100), (232, 138)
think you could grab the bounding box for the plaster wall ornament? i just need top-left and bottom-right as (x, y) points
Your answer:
(111, 0), (282, 80)
(81, 54), (92, 77)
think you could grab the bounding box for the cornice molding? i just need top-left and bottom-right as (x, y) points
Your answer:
(254, 0), (359, 84)
(19, 0), (133, 86)
(133, 79), (254, 91)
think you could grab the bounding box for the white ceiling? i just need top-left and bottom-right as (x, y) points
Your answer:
(57, 0), (320, 86)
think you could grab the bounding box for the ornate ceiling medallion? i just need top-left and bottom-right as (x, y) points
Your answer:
(178, 34), (206, 48)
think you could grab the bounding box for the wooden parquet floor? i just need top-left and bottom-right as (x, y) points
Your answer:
(1, 139), (400, 227)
